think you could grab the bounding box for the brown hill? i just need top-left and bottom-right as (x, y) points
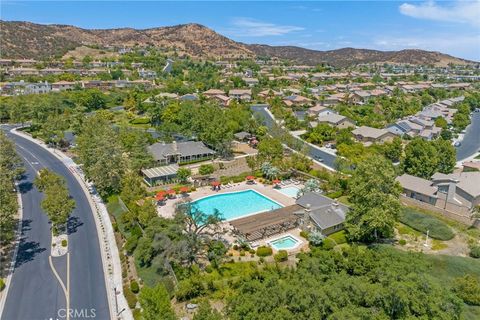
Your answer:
(248, 45), (474, 67)
(0, 21), (253, 60)
(0, 20), (475, 67)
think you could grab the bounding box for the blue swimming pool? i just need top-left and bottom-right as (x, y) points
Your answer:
(190, 190), (283, 221)
(277, 186), (301, 198)
(269, 235), (300, 250)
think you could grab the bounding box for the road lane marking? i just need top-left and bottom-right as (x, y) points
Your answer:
(49, 255), (70, 320)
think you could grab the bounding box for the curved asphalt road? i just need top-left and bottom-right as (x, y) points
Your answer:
(456, 111), (480, 161)
(251, 105), (337, 170)
(1, 127), (110, 320)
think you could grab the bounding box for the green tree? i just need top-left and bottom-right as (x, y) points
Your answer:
(177, 167), (191, 183)
(34, 169), (75, 234)
(434, 139), (456, 174)
(402, 138), (438, 179)
(76, 115), (125, 197)
(257, 137), (283, 162)
(0, 132), (24, 243)
(138, 284), (176, 320)
(346, 156), (401, 242)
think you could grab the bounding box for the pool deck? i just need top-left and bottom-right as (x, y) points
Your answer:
(157, 182), (298, 219)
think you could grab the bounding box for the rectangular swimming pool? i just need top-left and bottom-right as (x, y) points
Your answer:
(269, 235), (301, 250)
(277, 186), (301, 198)
(190, 189), (283, 221)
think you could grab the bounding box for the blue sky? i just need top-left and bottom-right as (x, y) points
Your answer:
(2, 1), (479, 60)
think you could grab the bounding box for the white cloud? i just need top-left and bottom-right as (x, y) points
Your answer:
(225, 17), (304, 37)
(372, 33), (480, 60)
(399, 0), (480, 26)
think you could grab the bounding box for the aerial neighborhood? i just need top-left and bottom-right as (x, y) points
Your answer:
(0, 7), (480, 320)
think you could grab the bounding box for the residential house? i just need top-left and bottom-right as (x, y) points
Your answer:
(396, 172), (480, 217)
(283, 95), (312, 107)
(24, 82), (51, 95)
(352, 126), (396, 144)
(52, 81), (76, 92)
(148, 141), (215, 166)
(203, 89), (225, 97)
(294, 192), (349, 236)
(229, 89), (252, 101)
(138, 69), (157, 79)
(307, 105), (337, 117)
(317, 114), (355, 129)
(243, 78), (259, 87)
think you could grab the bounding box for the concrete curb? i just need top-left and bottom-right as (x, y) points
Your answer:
(10, 128), (132, 320)
(0, 182), (24, 319)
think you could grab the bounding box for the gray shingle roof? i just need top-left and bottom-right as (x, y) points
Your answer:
(148, 141), (215, 161)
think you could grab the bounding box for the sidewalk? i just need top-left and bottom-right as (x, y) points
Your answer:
(11, 128), (132, 320)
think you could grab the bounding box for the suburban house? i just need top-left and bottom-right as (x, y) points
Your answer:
(295, 192), (349, 236)
(396, 172), (480, 217)
(323, 93), (346, 106)
(138, 69), (157, 79)
(228, 89), (252, 101)
(352, 126), (396, 144)
(52, 81), (77, 91)
(148, 141), (215, 165)
(317, 113), (355, 129)
(283, 95), (313, 107)
(203, 89), (225, 97)
(242, 77), (259, 87)
(307, 105), (337, 117)
(258, 89), (283, 98)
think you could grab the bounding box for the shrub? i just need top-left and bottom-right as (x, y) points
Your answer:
(399, 208), (454, 240)
(249, 249), (255, 254)
(470, 246), (480, 259)
(123, 285), (137, 309)
(0, 278), (5, 291)
(199, 164), (214, 175)
(308, 231), (325, 246)
(274, 250), (288, 262)
(61, 239), (68, 247)
(399, 239), (407, 246)
(453, 275), (480, 305)
(130, 280), (139, 294)
(256, 246), (273, 257)
(321, 238), (336, 250)
(300, 230), (309, 239)
(326, 190), (342, 199)
(129, 117), (150, 125)
(132, 308), (141, 320)
(205, 265), (213, 273)
(240, 251), (245, 256)
(175, 278), (206, 301)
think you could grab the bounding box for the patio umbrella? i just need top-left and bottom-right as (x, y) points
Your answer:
(156, 190), (167, 198)
(211, 181), (221, 187)
(246, 175), (255, 181)
(167, 189), (176, 195)
(179, 186), (189, 194)
(272, 179), (281, 185)
(155, 194), (165, 201)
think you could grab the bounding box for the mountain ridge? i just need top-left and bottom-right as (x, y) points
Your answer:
(0, 20), (475, 67)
